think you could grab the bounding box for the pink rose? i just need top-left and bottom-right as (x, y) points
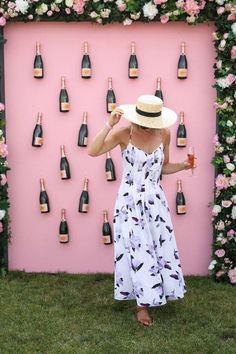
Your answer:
(198, 0), (205, 10)
(222, 200), (232, 208)
(216, 270), (225, 277)
(0, 16), (6, 26)
(73, 0), (85, 14)
(231, 46), (236, 60)
(117, 3), (126, 12)
(0, 143), (8, 158)
(0, 103), (5, 111)
(228, 268), (236, 284)
(215, 249), (225, 257)
(213, 134), (218, 144)
(65, 8), (71, 14)
(220, 238), (227, 245)
(227, 14), (236, 21)
(215, 174), (229, 190)
(217, 220), (225, 231)
(217, 7), (225, 15)
(226, 74), (236, 86)
(153, 0), (163, 4)
(0, 221), (2, 233)
(160, 15), (169, 24)
(184, 0), (200, 16)
(28, 14), (33, 19)
(223, 155), (230, 163)
(8, 2), (15, 9)
(227, 229), (235, 236)
(47, 10), (53, 16)
(0, 174), (7, 186)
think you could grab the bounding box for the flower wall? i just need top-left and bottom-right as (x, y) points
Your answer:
(0, 0), (235, 283)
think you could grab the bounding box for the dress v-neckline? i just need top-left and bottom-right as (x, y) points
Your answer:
(122, 141), (163, 156)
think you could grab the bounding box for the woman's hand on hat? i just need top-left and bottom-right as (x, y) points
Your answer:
(108, 108), (124, 127)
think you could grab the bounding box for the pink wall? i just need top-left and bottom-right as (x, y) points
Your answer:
(5, 21), (216, 275)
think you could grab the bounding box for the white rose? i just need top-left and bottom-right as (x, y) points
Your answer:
(36, 3), (48, 15)
(226, 163), (235, 171)
(143, 1), (158, 20)
(55, 0), (63, 3)
(226, 136), (235, 144)
(208, 260), (217, 270)
(0, 210), (6, 220)
(0, 130), (3, 137)
(231, 23), (236, 35)
(231, 195), (236, 204)
(130, 12), (141, 20)
(216, 0), (225, 5)
(219, 39), (226, 48)
(100, 8), (111, 18)
(213, 205), (221, 214)
(186, 15), (196, 23)
(123, 18), (132, 25)
(65, 0), (73, 7)
(173, 10), (180, 15)
(231, 205), (236, 219)
(226, 120), (233, 127)
(15, 0), (29, 14)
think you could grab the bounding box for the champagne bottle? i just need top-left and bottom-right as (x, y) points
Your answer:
(176, 179), (186, 215)
(128, 41), (138, 79)
(78, 112), (88, 147)
(155, 77), (163, 101)
(59, 209), (69, 243)
(177, 42), (188, 79)
(102, 210), (113, 245)
(106, 77), (116, 113)
(60, 145), (71, 179)
(78, 178), (89, 213)
(176, 112), (187, 147)
(81, 42), (91, 79)
(39, 178), (50, 213)
(32, 112), (43, 147)
(59, 76), (70, 112)
(34, 42), (44, 79)
(105, 151), (116, 181)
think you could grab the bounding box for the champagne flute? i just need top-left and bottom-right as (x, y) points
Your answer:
(187, 146), (195, 176)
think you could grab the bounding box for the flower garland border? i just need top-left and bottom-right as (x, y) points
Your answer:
(0, 0), (235, 282)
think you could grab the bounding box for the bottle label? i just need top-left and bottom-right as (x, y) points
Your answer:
(40, 203), (48, 212)
(103, 235), (111, 244)
(108, 103), (116, 112)
(59, 234), (69, 243)
(82, 203), (89, 212)
(83, 137), (88, 146)
(34, 68), (43, 77)
(82, 68), (91, 77)
(177, 205), (186, 214)
(34, 137), (43, 146)
(60, 170), (67, 179)
(177, 138), (186, 146)
(129, 68), (138, 77)
(178, 68), (187, 77)
(106, 171), (112, 180)
(61, 102), (70, 111)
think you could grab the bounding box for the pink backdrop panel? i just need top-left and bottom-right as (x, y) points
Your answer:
(4, 21), (216, 275)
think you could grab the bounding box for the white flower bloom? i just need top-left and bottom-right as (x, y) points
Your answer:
(143, 1), (158, 20)
(173, 9), (180, 15)
(213, 205), (221, 214)
(65, 0), (73, 7)
(100, 8), (111, 18)
(123, 18), (132, 25)
(186, 15), (196, 23)
(226, 163), (235, 171)
(226, 136), (235, 144)
(216, 0), (225, 5)
(55, 0), (63, 3)
(130, 12), (141, 20)
(232, 23), (236, 35)
(232, 205), (236, 219)
(216, 77), (228, 89)
(0, 130), (3, 137)
(0, 210), (6, 220)
(15, 0), (29, 14)
(208, 260), (217, 270)
(219, 39), (226, 48)
(36, 3), (48, 15)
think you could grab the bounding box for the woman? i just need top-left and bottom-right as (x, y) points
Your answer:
(88, 95), (195, 327)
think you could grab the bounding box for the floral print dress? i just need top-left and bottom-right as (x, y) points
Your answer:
(113, 127), (187, 307)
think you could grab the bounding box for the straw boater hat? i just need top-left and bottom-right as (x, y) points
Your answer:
(118, 94), (177, 129)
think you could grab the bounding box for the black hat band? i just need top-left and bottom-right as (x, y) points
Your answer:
(136, 107), (161, 117)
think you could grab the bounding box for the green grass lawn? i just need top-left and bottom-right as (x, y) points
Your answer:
(0, 272), (235, 354)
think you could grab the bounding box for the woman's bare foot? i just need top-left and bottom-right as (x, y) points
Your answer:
(136, 306), (154, 326)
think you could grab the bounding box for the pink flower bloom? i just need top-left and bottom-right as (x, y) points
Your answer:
(222, 200), (232, 208)
(153, 0), (163, 4)
(0, 143), (8, 158)
(0, 174), (7, 186)
(198, 0), (205, 10)
(216, 270), (225, 277)
(65, 8), (71, 14)
(217, 7), (225, 15)
(184, 0), (200, 16)
(227, 229), (235, 236)
(221, 238), (227, 245)
(0, 103), (5, 111)
(223, 155), (230, 163)
(215, 249), (225, 257)
(231, 46), (236, 60)
(214, 101), (228, 110)
(28, 14), (33, 19)
(160, 15), (169, 23)
(47, 10), (53, 16)
(117, 3), (126, 12)
(0, 16), (6, 27)
(73, 0), (85, 14)
(0, 221), (2, 233)
(227, 14), (236, 21)
(217, 220), (225, 231)
(215, 174), (229, 190)
(213, 134), (218, 144)
(226, 74), (236, 86)
(8, 2), (15, 9)
(228, 268), (236, 284)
